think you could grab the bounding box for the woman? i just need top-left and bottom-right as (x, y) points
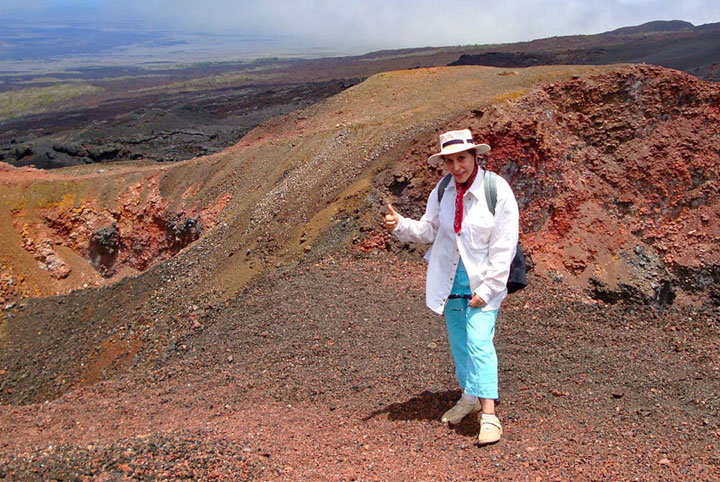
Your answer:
(384, 128), (519, 446)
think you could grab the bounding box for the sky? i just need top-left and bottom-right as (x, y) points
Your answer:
(3, 0), (720, 52)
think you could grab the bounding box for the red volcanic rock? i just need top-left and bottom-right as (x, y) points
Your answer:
(388, 65), (720, 305)
(352, 229), (392, 253)
(6, 174), (231, 293)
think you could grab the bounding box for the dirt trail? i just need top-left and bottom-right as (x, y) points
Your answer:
(1, 256), (718, 480)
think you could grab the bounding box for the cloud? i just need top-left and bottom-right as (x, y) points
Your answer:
(3, 0), (720, 51)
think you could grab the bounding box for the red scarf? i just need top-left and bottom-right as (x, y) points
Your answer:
(454, 165), (479, 233)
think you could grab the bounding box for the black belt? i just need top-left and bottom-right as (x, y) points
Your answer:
(447, 294), (472, 300)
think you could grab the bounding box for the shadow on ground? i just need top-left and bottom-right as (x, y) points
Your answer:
(364, 389), (483, 437)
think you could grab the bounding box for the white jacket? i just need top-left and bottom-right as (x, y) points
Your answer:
(393, 169), (519, 315)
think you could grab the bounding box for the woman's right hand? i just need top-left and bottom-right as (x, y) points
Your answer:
(384, 204), (400, 231)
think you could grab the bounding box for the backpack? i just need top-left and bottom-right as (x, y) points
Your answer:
(438, 171), (527, 294)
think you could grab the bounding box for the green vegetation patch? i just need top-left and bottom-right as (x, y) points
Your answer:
(0, 83), (103, 120)
(18, 77), (83, 84)
(139, 71), (278, 93)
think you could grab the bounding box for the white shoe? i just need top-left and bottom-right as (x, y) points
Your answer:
(477, 414), (502, 445)
(441, 398), (481, 424)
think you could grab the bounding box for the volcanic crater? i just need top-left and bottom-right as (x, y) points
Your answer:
(0, 64), (718, 480)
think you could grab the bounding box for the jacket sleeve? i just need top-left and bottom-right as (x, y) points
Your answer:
(474, 177), (519, 302)
(392, 185), (440, 245)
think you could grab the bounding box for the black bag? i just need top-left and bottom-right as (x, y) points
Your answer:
(437, 170), (527, 294)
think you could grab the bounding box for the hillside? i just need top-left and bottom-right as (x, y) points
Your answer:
(1, 64), (719, 479)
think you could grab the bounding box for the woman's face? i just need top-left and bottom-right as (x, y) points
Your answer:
(443, 150), (476, 184)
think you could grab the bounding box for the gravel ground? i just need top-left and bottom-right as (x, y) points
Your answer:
(1, 254), (718, 480)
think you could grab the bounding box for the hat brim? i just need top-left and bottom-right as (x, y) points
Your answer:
(428, 143), (491, 165)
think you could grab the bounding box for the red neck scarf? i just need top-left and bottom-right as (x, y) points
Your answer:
(454, 164), (479, 233)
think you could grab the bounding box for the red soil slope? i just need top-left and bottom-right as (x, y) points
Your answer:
(382, 65), (720, 306)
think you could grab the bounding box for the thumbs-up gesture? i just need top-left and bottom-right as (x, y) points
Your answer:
(384, 203), (400, 231)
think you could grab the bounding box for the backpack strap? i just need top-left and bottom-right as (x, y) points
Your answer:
(437, 173), (452, 204)
(484, 170), (497, 216)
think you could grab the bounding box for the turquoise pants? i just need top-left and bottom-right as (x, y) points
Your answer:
(443, 260), (499, 399)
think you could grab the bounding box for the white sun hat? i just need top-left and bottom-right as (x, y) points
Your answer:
(427, 129), (491, 165)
